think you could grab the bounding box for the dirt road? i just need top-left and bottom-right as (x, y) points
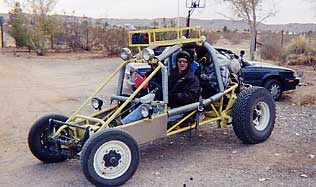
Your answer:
(0, 54), (315, 187)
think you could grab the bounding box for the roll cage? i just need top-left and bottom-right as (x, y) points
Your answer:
(50, 26), (238, 146)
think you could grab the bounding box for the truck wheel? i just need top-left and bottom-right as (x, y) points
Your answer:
(81, 129), (140, 187)
(264, 79), (282, 100)
(28, 114), (68, 163)
(232, 87), (276, 144)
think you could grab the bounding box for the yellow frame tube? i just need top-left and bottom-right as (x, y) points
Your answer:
(167, 110), (196, 133)
(67, 61), (129, 123)
(128, 26), (202, 47)
(98, 61), (164, 131)
(167, 116), (222, 136)
(71, 103), (119, 125)
(128, 26), (200, 34)
(75, 115), (109, 127)
(167, 83), (238, 136)
(52, 61), (128, 138)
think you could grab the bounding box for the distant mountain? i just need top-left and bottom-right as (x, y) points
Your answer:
(1, 13), (316, 33)
(91, 17), (316, 33)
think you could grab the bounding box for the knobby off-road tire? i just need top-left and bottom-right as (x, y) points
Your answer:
(81, 129), (140, 187)
(232, 87), (276, 144)
(264, 79), (282, 100)
(28, 114), (68, 163)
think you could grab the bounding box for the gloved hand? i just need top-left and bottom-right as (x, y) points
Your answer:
(200, 73), (208, 80)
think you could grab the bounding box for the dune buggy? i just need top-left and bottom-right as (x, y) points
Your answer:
(28, 26), (276, 186)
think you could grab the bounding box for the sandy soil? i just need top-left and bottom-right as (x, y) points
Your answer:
(0, 53), (315, 187)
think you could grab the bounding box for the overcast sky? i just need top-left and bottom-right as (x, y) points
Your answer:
(0, 0), (315, 24)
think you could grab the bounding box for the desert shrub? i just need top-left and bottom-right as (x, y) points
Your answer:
(285, 54), (316, 66)
(298, 93), (316, 106)
(221, 32), (243, 45)
(259, 35), (282, 60)
(280, 36), (316, 66)
(239, 32), (250, 40)
(202, 30), (220, 44)
(286, 36), (310, 54)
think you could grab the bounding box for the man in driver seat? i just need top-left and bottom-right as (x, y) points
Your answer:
(120, 50), (200, 125)
(169, 50), (200, 108)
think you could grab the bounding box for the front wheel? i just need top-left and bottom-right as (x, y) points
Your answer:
(81, 129), (140, 187)
(28, 114), (68, 163)
(232, 87), (276, 144)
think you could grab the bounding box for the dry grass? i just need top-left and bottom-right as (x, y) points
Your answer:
(202, 31), (220, 44)
(284, 54), (316, 67)
(286, 36), (310, 55)
(282, 66), (316, 106)
(259, 35), (282, 60)
(298, 94), (316, 106)
(221, 32), (244, 45)
(283, 90), (316, 106)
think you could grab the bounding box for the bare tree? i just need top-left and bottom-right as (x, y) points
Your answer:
(307, 0), (316, 14)
(6, 0), (62, 55)
(223, 0), (276, 60)
(26, 0), (63, 55)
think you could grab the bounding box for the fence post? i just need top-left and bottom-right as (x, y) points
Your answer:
(281, 30), (284, 48)
(0, 16), (4, 48)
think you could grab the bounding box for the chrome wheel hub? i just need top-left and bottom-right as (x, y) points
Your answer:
(270, 84), (281, 98)
(253, 102), (270, 131)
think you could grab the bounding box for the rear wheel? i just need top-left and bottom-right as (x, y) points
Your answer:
(81, 129), (140, 187)
(232, 87), (276, 144)
(264, 79), (282, 100)
(28, 114), (68, 163)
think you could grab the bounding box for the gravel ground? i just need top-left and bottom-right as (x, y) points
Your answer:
(0, 54), (315, 187)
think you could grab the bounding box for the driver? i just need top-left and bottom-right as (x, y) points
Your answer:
(120, 50), (200, 125)
(168, 50), (200, 108)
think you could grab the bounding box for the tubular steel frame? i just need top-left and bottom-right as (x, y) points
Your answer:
(50, 26), (238, 145)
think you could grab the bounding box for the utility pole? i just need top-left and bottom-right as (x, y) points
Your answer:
(177, 0), (180, 27)
(281, 30), (284, 48)
(83, 16), (89, 51)
(0, 16), (4, 48)
(185, 0), (205, 37)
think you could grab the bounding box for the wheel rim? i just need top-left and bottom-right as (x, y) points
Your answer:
(269, 84), (281, 99)
(93, 140), (132, 180)
(252, 102), (270, 131)
(40, 127), (59, 153)
(40, 126), (71, 154)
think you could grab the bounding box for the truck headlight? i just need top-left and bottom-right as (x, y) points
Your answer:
(142, 48), (155, 61)
(92, 97), (103, 110)
(294, 70), (303, 78)
(120, 48), (132, 61)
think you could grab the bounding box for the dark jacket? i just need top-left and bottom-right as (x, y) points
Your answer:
(168, 69), (200, 108)
(198, 62), (230, 98)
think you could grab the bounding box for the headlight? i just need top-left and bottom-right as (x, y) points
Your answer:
(142, 48), (155, 61)
(92, 97), (103, 110)
(120, 48), (132, 61)
(201, 35), (206, 42)
(140, 105), (152, 118)
(294, 70), (303, 78)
